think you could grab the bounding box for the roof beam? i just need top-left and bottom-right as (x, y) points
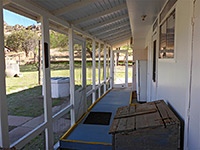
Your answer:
(108, 37), (131, 45)
(103, 30), (131, 41)
(94, 23), (130, 36)
(3, 0), (10, 6)
(83, 14), (128, 31)
(99, 28), (131, 39)
(7, 0), (110, 46)
(110, 37), (130, 45)
(72, 3), (127, 25)
(8, 0), (70, 27)
(52, 0), (97, 16)
(107, 34), (131, 43)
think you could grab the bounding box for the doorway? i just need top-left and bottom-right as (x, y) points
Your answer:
(113, 50), (128, 88)
(150, 34), (158, 101)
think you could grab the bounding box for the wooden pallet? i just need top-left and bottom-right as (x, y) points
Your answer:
(109, 100), (180, 150)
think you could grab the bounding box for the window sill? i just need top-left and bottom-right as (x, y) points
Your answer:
(158, 58), (177, 63)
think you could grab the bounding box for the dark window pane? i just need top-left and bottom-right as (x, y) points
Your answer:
(166, 10), (175, 58)
(159, 10), (175, 59)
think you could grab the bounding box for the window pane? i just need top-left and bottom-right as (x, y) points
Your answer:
(159, 10), (175, 59)
(166, 10), (175, 58)
(160, 22), (167, 58)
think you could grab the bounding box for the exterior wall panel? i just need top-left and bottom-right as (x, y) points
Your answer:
(145, 0), (196, 149)
(146, 0), (192, 119)
(188, 0), (200, 149)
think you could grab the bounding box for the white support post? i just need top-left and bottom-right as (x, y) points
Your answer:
(110, 47), (113, 89)
(107, 47), (109, 82)
(114, 52), (117, 86)
(82, 40), (87, 113)
(98, 43), (101, 98)
(0, 1), (9, 148)
(125, 51), (128, 87)
(69, 27), (75, 125)
(92, 39), (96, 103)
(132, 48), (135, 91)
(103, 44), (107, 93)
(41, 15), (53, 150)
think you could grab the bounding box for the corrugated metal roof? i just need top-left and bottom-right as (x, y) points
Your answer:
(5, 0), (131, 45)
(31, 0), (80, 11)
(90, 17), (129, 33)
(78, 9), (128, 28)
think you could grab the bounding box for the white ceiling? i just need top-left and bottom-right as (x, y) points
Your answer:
(126, 0), (166, 49)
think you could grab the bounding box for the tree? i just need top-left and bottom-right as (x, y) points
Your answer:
(6, 29), (39, 57)
(86, 40), (93, 58)
(50, 30), (68, 48)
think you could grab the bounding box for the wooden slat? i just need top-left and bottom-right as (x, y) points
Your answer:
(129, 104), (136, 114)
(109, 105), (131, 134)
(126, 116), (135, 131)
(155, 100), (180, 125)
(135, 102), (163, 129)
(109, 119), (120, 134)
(135, 101), (156, 112)
(110, 100), (180, 149)
(116, 118), (127, 132)
(114, 109), (157, 119)
(135, 110), (162, 129)
(109, 100), (179, 134)
(115, 106), (129, 117)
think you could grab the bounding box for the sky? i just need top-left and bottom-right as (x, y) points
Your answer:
(3, 9), (39, 26)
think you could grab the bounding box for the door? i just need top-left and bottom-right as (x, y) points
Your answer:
(151, 33), (158, 101)
(73, 36), (87, 120)
(136, 60), (147, 102)
(113, 50), (128, 88)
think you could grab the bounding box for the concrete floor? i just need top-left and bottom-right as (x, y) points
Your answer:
(60, 89), (132, 150)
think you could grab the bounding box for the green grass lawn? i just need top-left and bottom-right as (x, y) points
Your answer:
(6, 62), (131, 117)
(6, 62), (102, 117)
(6, 62), (104, 94)
(7, 86), (66, 117)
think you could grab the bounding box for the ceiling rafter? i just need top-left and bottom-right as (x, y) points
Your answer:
(3, 0), (10, 6)
(103, 30), (131, 41)
(107, 34), (131, 43)
(94, 22), (130, 36)
(71, 3), (127, 25)
(110, 37), (130, 45)
(83, 14), (128, 31)
(52, 0), (97, 16)
(7, 0), (110, 46)
(99, 28), (131, 39)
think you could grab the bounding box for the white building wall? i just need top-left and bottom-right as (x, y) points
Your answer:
(187, 0), (200, 149)
(156, 0), (193, 119)
(146, 0), (193, 118)
(145, 0), (200, 149)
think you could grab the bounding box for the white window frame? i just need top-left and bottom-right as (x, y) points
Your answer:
(158, 4), (177, 63)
